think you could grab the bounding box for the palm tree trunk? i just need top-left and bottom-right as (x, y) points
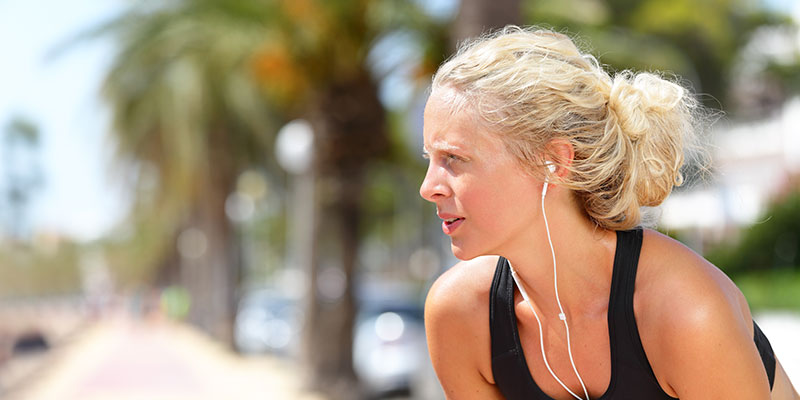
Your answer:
(452, 0), (522, 46)
(303, 70), (387, 398)
(181, 127), (240, 346)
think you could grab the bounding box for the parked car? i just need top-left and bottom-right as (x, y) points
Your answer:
(235, 283), (437, 399)
(353, 284), (428, 398)
(11, 331), (49, 354)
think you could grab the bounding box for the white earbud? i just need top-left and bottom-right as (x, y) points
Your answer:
(542, 161), (556, 198)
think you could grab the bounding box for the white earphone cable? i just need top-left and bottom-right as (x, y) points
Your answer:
(509, 266), (589, 400)
(541, 181), (590, 400)
(505, 179), (590, 400)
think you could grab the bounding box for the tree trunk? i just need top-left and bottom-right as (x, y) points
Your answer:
(181, 127), (240, 346)
(302, 70), (387, 398)
(154, 237), (181, 287)
(452, 0), (522, 47)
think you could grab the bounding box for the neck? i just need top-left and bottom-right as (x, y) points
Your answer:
(501, 190), (617, 317)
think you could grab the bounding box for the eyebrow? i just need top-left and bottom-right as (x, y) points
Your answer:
(423, 141), (465, 154)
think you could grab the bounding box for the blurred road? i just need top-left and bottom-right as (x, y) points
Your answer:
(4, 316), (326, 400)
(2, 311), (796, 400)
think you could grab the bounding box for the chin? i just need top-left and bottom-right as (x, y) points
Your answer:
(450, 243), (482, 261)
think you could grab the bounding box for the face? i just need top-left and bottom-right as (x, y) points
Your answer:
(419, 88), (544, 260)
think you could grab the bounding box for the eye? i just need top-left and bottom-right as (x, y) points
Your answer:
(445, 153), (464, 164)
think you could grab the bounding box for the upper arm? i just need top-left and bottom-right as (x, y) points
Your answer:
(642, 250), (770, 398)
(660, 296), (771, 399)
(639, 231), (771, 399)
(424, 260), (504, 400)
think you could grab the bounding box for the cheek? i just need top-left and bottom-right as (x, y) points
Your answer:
(466, 175), (538, 221)
(459, 182), (515, 227)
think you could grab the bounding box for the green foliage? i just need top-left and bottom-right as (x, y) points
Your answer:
(361, 108), (429, 245)
(66, 0), (287, 290)
(522, 0), (798, 109)
(733, 269), (800, 311)
(75, 0), (440, 278)
(765, 56), (800, 93)
(706, 189), (800, 275)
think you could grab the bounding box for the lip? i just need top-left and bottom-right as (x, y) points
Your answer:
(438, 212), (465, 235)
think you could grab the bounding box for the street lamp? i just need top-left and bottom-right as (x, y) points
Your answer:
(275, 119), (314, 175)
(274, 119), (314, 294)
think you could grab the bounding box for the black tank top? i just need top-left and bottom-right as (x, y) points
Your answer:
(489, 228), (776, 399)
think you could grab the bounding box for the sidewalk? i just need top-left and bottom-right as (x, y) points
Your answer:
(6, 316), (326, 400)
(5, 311), (796, 400)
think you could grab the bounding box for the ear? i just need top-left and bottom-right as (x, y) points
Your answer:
(545, 139), (574, 179)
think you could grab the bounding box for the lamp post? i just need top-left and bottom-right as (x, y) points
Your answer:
(275, 120), (314, 295)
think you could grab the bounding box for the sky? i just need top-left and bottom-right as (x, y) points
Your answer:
(0, 0), (126, 242)
(0, 0), (797, 243)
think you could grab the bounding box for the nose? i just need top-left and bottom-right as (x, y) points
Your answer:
(419, 163), (451, 202)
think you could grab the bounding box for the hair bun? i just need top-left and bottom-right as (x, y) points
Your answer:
(608, 72), (685, 141)
(605, 71), (695, 212)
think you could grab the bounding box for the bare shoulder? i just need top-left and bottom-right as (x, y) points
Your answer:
(427, 255), (500, 312)
(425, 255), (499, 368)
(425, 255), (504, 399)
(635, 229), (771, 398)
(635, 229), (751, 324)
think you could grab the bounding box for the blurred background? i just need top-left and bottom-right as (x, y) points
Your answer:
(0, 0), (799, 399)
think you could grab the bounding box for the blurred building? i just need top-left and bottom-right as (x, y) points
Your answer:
(661, 96), (800, 248)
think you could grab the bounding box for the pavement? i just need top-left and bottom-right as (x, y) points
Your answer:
(2, 310), (797, 400)
(4, 315), (327, 400)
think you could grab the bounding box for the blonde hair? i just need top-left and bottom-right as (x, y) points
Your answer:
(432, 26), (704, 230)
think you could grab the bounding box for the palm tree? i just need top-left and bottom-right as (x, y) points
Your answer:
(85, 0), (277, 343)
(234, 1), (455, 395)
(2, 117), (42, 240)
(84, 0), (443, 395)
(453, 0), (522, 45)
(247, 2), (392, 395)
(521, 0), (797, 111)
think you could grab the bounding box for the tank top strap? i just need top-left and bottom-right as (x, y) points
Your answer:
(753, 321), (776, 389)
(490, 256), (550, 399)
(490, 233), (678, 400)
(607, 228), (665, 386)
(490, 256), (516, 358)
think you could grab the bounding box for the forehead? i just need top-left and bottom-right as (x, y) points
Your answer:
(423, 88), (503, 153)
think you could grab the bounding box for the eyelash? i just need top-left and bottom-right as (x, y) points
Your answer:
(422, 153), (461, 162)
(422, 151), (465, 165)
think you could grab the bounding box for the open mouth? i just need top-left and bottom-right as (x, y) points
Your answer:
(441, 217), (464, 234)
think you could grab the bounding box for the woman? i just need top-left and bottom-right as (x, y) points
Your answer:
(420, 26), (799, 399)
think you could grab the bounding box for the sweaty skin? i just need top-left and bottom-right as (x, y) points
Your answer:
(420, 88), (800, 400)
